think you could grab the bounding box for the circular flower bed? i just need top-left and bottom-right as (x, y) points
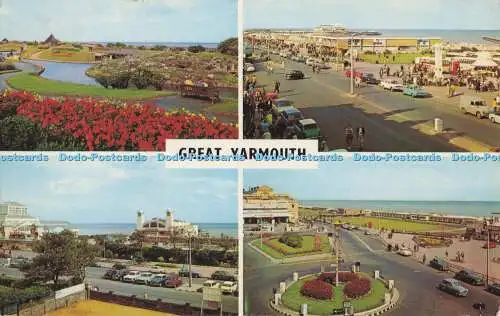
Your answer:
(300, 279), (333, 300)
(0, 90), (238, 150)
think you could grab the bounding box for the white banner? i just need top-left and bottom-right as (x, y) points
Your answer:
(162, 140), (337, 169)
(55, 283), (85, 299)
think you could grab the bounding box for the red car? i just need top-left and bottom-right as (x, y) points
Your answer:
(164, 274), (183, 288)
(344, 70), (362, 78)
(483, 241), (497, 249)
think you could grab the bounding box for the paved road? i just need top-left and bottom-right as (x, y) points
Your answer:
(249, 53), (500, 151)
(243, 227), (500, 316)
(0, 62), (38, 89)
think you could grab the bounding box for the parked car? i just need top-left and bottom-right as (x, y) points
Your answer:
(179, 267), (201, 278)
(149, 274), (168, 287)
(123, 271), (141, 283)
(135, 272), (154, 285)
(273, 98), (293, 108)
(380, 79), (404, 91)
(112, 263), (127, 270)
(489, 110), (500, 124)
(429, 257), (449, 271)
(211, 270), (236, 282)
(403, 85), (431, 97)
(361, 73), (380, 85)
(437, 278), (469, 297)
(296, 118), (320, 139)
(220, 281), (238, 295)
(278, 106), (303, 123)
(306, 58), (317, 66)
(344, 70), (362, 78)
(113, 269), (128, 281)
(198, 280), (221, 292)
(285, 70), (304, 80)
(454, 270), (485, 286)
(364, 230), (374, 235)
(104, 269), (117, 280)
(482, 241), (496, 249)
(486, 282), (500, 296)
(459, 95), (492, 118)
(397, 248), (413, 257)
(164, 274), (183, 288)
(244, 63), (256, 73)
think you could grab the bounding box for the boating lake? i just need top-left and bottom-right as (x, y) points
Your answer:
(27, 60), (98, 85)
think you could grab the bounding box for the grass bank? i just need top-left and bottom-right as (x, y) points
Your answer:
(251, 235), (331, 259)
(282, 275), (387, 315)
(6, 73), (174, 100)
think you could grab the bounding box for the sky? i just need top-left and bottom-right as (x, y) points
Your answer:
(0, 157), (237, 223)
(0, 0), (236, 42)
(244, 159), (500, 201)
(244, 0), (500, 30)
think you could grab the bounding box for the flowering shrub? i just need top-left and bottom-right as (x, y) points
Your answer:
(300, 279), (333, 300)
(0, 90), (237, 150)
(343, 277), (372, 299)
(318, 272), (359, 285)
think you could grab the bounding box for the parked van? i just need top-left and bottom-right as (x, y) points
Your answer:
(459, 95), (492, 118)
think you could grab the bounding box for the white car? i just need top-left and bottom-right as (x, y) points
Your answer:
(380, 79), (404, 91)
(306, 58), (318, 66)
(245, 63), (255, 72)
(123, 271), (141, 282)
(220, 281), (238, 294)
(135, 272), (155, 285)
(489, 112), (500, 124)
(203, 280), (221, 288)
(398, 248), (413, 257)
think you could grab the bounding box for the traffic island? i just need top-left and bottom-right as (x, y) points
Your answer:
(270, 270), (399, 316)
(249, 233), (334, 263)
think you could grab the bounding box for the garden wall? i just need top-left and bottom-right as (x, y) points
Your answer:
(11, 291), (86, 316)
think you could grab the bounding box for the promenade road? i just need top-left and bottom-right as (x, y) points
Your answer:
(243, 227), (500, 316)
(249, 53), (500, 151)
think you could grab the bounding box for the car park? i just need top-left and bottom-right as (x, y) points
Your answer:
(486, 283), (500, 296)
(380, 79), (404, 91)
(403, 85), (432, 98)
(296, 118), (320, 139)
(459, 95), (492, 118)
(211, 270), (236, 282)
(285, 69), (304, 80)
(220, 281), (238, 295)
(164, 274), (183, 288)
(135, 272), (154, 285)
(454, 269), (485, 285)
(123, 271), (141, 283)
(437, 278), (469, 297)
(429, 257), (449, 271)
(149, 274), (168, 287)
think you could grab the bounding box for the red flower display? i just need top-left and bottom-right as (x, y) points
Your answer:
(0, 90), (238, 150)
(300, 279), (333, 300)
(343, 277), (372, 299)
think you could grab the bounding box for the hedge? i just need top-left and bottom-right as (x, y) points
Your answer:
(344, 278), (372, 299)
(300, 279), (333, 300)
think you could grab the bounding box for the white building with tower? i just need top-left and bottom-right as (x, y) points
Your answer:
(135, 210), (198, 241)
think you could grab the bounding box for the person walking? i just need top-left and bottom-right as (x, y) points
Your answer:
(356, 126), (366, 150)
(422, 254), (426, 265)
(344, 124), (354, 150)
(274, 80), (280, 94)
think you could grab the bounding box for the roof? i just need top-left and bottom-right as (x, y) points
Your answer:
(299, 118), (317, 125)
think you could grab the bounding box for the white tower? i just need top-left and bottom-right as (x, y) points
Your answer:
(434, 44), (443, 79)
(166, 210), (173, 230)
(136, 210), (144, 230)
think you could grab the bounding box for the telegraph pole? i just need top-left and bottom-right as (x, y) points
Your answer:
(188, 235), (192, 288)
(349, 35), (354, 96)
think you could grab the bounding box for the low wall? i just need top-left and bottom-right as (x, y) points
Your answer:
(90, 291), (236, 316)
(11, 291), (86, 316)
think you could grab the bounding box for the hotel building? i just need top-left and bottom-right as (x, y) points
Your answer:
(243, 186), (299, 227)
(0, 202), (40, 238)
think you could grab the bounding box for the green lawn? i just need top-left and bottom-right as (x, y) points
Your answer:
(204, 98), (238, 114)
(36, 47), (94, 62)
(251, 235), (331, 259)
(330, 216), (453, 232)
(282, 275), (387, 315)
(360, 53), (432, 64)
(6, 73), (174, 100)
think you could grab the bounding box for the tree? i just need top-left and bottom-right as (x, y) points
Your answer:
(188, 45), (206, 53)
(129, 230), (145, 248)
(130, 67), (153, 89)
(217, 37), (237, 56)
(21, 230), (98, 289)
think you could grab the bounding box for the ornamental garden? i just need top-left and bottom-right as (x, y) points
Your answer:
(281, 271), (388, 315)
(251, 233), (332, 259)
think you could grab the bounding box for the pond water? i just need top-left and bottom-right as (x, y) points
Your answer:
(28, 60), (98, 85)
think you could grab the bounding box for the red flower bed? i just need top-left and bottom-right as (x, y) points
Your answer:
(300, 279), (333, 300)
(318, 272), (358, 285)
(0, 90), (237, 150)
(343, 277), (372, 299)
